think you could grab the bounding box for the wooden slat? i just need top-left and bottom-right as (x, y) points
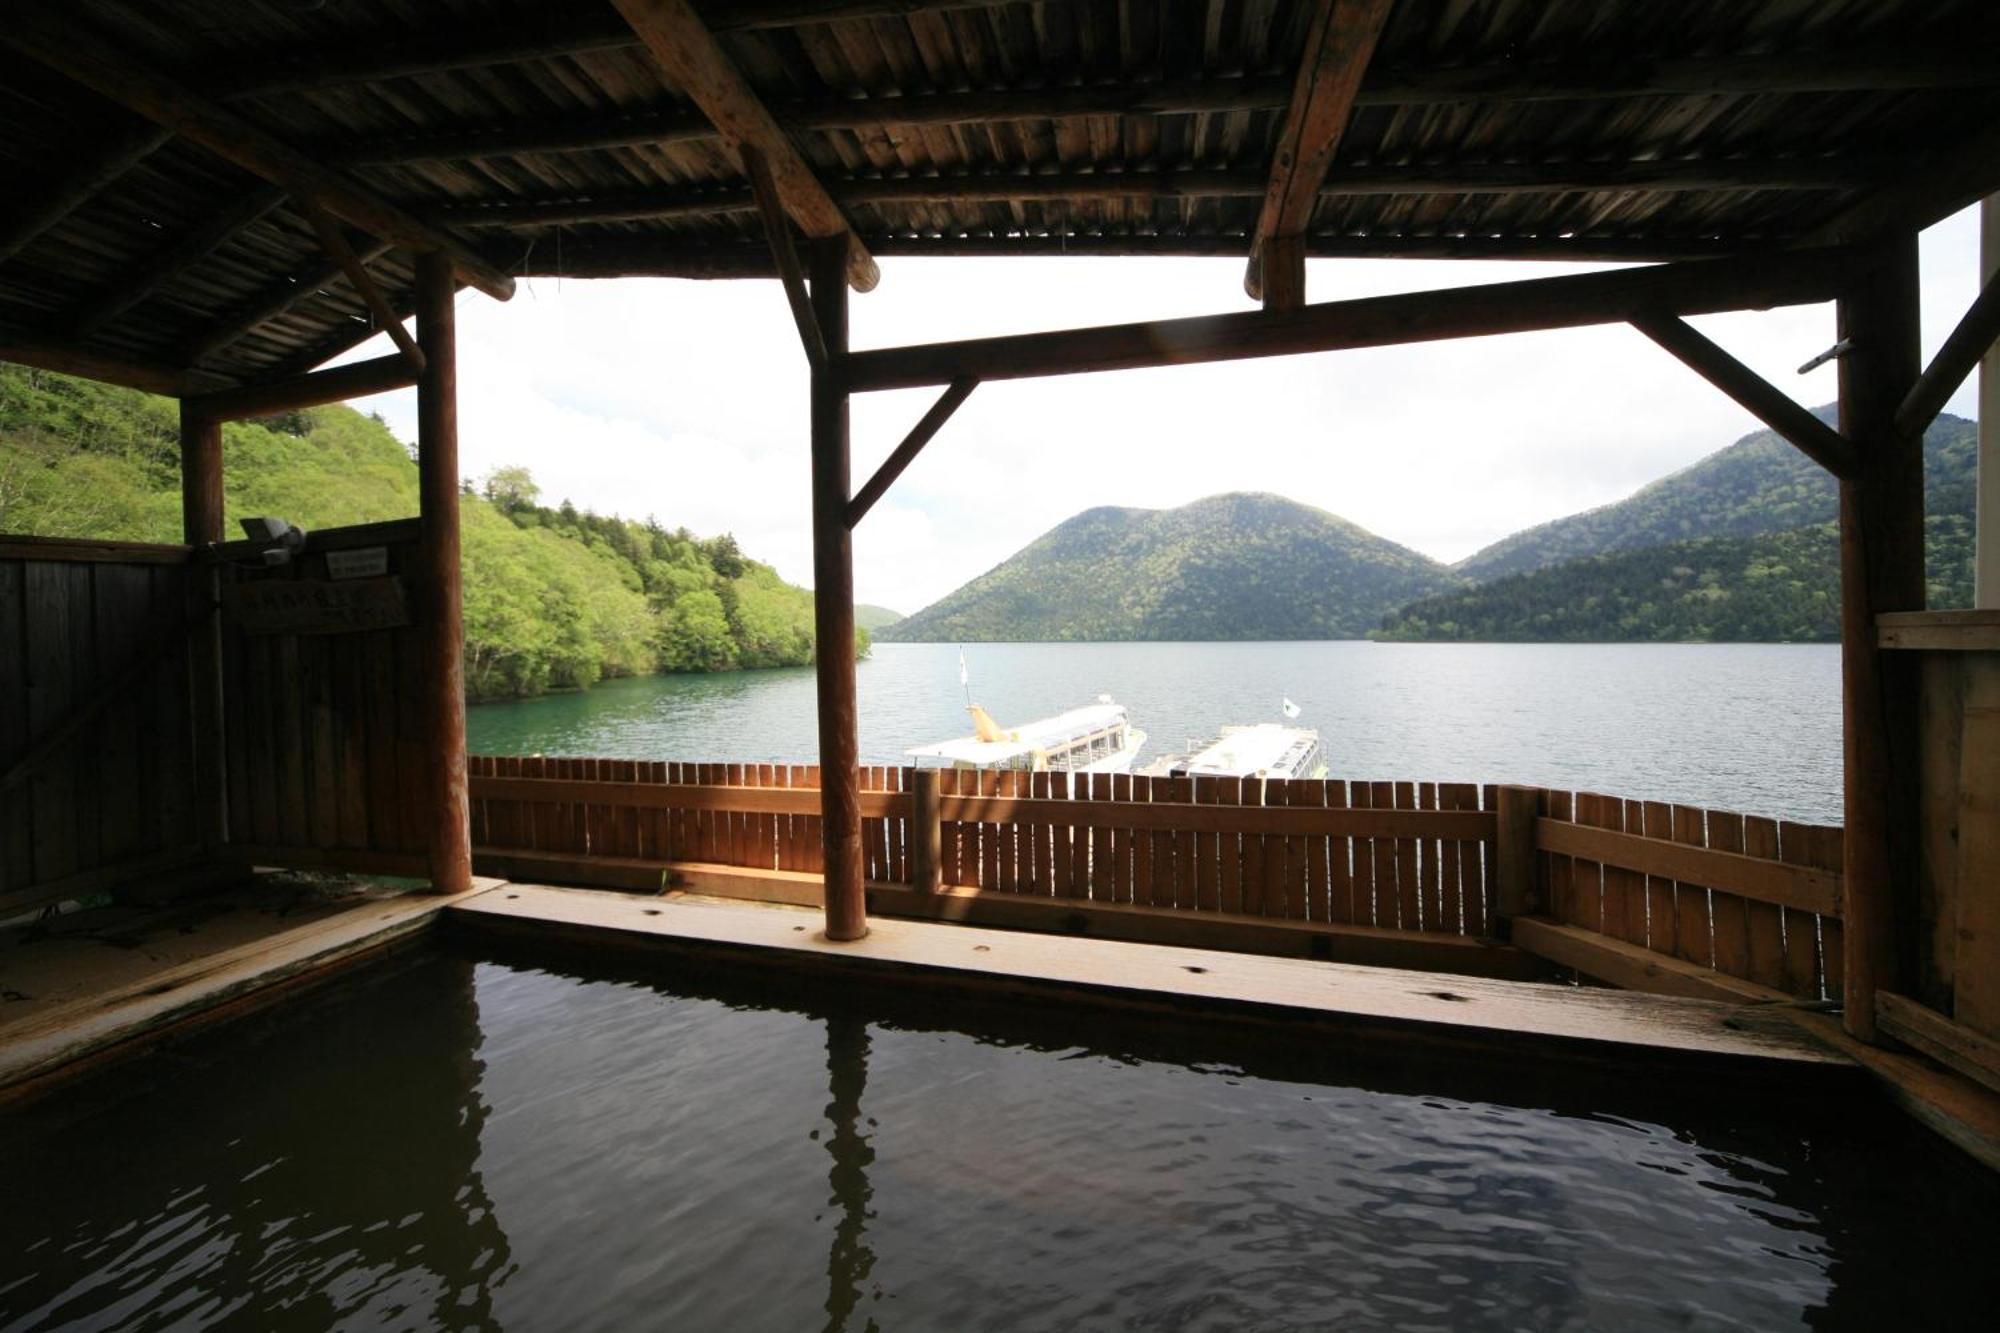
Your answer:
(1707, 810), (1752, 980)
(1670, 805), (1712, 968)
(1298, 779), (1330, 924)
(1568, 793), (1607, 934)
(1877, 992), (2000, 1096)
(1325, 780), (1354, 925)
(1282, 779), (1312, 920)
(1392, 781), (1420, 930)
(1739, 815), (1790, 991)
(1639, 800), (1676, 958)
(1418, 783), (1442, 931)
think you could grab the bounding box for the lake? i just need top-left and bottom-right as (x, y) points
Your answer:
(467, 642), (1843, 825)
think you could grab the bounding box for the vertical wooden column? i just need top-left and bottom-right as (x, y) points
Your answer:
(179, 404), (228, 848)
(1492, 784), (1541, 931)
(415, 251), (472, 895)
(1261, 235), (1306, 313)
(1837, 233), (1925, 1041)
(909, 768), (942, 894)
(811, 236), (867, 939)
(1979, 194), (1999, 609)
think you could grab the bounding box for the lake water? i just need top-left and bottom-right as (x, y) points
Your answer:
(6, 945), (1991, 1332)
(469, 642), (1844, 824)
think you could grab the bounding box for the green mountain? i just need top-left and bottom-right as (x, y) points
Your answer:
(880, 492), (1459, 642)
(0, 364), (860, 701)
(1376, 516), (1974, 643)
(1454, 409), (1976, 581)
(855, 604), (904, 632)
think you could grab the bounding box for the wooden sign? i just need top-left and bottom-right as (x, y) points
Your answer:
(324, 545), (390, 580)
(229, 576), (411, 635)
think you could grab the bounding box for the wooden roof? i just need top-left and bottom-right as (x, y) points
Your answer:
(1, 0), (1997, 390)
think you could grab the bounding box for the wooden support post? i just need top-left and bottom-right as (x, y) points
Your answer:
(742, 146), (826, 367)
(1260, 235), (1306, 313)
(1839, 233), (1926, 1042)
(1493, 785), (1540, 930)
(1979, 195), (1999, 610)
(180, 405), (229, 850)
(415, 252), (472, 895)
(909, 768), (942, 894)
(810, 238), (867, 940)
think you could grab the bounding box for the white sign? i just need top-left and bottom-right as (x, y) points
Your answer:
(325, 546), (389, 580)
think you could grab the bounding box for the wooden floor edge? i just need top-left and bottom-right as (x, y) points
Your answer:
(1787, 1011), (2000, 1172)
(446, 885), (1850, 1078)
(0, 891), (480, 1100)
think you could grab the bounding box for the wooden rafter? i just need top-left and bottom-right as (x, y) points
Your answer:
(1895, 262), (2000, 438)
(1246, 0), (1395, 305)
(0, 6), (514, 302)
(838, 247), (1860, 393)
(0, 120), (171, 267)
(743, 147), (826, 367)
(1630, 313), (1858, 477)
(609, 0), (878, 292)
(1809, 120), (2000, 246)
(303, 204), (424, 371)
(187, 235), (397, 367)
(847, 378), (978, 528)
(182, 352), (421, 422)
(65, 185), (289, 338)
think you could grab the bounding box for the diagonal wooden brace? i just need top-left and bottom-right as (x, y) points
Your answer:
(305, 203), (425, 372)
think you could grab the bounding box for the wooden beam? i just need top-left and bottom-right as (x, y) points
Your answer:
(0, 120), (171, 267)
(1362, 49), (2000, 104)
(608, 0), (877, 292)
(809, 237), (866, 940)
(1246, 0), (1394, 303)
(185, 236), (397, 367)
(1878, 609), (2000, 652)
(1809, 120), (2000, 247)
(0, 8), (514, 302)
(513, 232), (1749, 279)
(1536, 817), (1843, 917)
(1877, 992), (2000, 1095)
(1510, 916), (1791, 1005)
(0, 339), (226, 397)
(65, 186), (290, 339)
(1838, 234), (1926, 1043)
(847, 377), (977, 527)
(437, 160), (1872, 232)
(1632, 313), (1859, 477)
(304, 205), (424, 370)
(182, 353), (419, 421)
(841, 247), (1860, 393)
(1896, 264), (2000, 439)
(416, 252), (472, 896)
(742, 146), (825, 367)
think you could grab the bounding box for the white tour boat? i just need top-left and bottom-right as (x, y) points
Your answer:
(906, 698), (1148, 774)
(1142, 722), (1327, 781)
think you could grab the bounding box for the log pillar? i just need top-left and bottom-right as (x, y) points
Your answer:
(415, 251), (472, 895)
(1260, 235), (1306, 313)
(179, 404), (228, 848)
(810, 236), (867, 940)
(1837, 233), (1925, 1040)
(1979, 194), (1999, 609)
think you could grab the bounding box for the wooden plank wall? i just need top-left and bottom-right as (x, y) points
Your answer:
(466, 764), (1499, 936)
(0, 542), (199, 913)
(219, 521), (429, 870)
(1536, 791), (1844, 999)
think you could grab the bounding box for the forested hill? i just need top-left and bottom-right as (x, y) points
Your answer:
(1453, 409), (1976, 582)
(0, 363), (858, 701)
(880, 492), (1458, 642)
(1375, 516), (1973, 643)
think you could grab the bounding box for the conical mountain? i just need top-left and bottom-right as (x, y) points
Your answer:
(880, 492), (1459, 642)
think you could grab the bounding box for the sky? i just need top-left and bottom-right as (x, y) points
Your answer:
(344, 205), (1985, 617)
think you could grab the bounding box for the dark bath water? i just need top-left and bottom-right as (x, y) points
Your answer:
(6, 945), (1993, 1332)
(467, 642), (1843, 823)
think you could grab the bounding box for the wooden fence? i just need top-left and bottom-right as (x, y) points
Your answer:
(0, 537), (201, 914)
(466, 757), (1847, 999)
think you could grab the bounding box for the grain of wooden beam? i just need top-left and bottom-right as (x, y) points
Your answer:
(1247, 0), (1394, 301)
(0, 339), (227, 397)
(182, 353), (420, 421)
(0, 7), (513, 301)
(840, 248), (1859, 392)
(610, 0), (878, 291)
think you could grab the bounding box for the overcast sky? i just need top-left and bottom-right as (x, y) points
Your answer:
(345, 205), (1984, 616)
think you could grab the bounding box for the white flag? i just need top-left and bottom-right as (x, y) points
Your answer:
(1282, 697), (1301, 719)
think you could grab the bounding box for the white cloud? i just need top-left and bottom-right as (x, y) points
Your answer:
(341, 206), (1984, 616)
